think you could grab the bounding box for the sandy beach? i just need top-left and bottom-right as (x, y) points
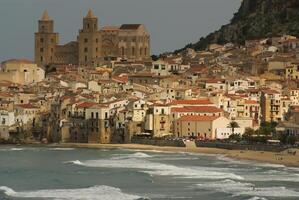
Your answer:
(54, 142), (299, 167)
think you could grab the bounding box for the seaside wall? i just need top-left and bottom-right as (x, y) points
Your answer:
(195, 141), (288, 152)
(131, 138), (186, 147)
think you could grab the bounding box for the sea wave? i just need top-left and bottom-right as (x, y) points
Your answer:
(0, 148), (24, 151)
(68, 158), (244, 180)
(112, 152), (153, 159)
(50, 148), (75, 151)
(247, 197), (268, 200)
(197, 179), (299, 198)
(0, 185), (144, 200)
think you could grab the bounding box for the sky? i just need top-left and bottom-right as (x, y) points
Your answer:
(0, 0), (241, 61)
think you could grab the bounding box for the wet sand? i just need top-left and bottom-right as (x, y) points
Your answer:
(56, 142), (299, 167)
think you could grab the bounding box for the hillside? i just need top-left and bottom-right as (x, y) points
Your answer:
(176, 0), (299, 52)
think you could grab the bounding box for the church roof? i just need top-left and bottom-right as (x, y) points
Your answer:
(85, 9), (97, 19)
(120, 24), (142, 30)
(41, 10), (50, 21)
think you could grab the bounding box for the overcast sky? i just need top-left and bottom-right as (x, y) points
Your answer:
(0, 0), (241, 61)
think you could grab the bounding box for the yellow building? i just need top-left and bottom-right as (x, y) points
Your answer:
(0, 59), (45, 85)
(174, 115), (230, 139)
(261, 89), (282, 122)
(35, 10), (151, 67)
(286, 62), (299, 80)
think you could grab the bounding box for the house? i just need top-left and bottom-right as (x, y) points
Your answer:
(174, 115), (230, 139)
(0, 59), (45, 85)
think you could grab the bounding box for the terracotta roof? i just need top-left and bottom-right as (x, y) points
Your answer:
(170, 99), (212, 105)
(76, 102), (97, 109)
(112, 76), (128, 83)
(101, 26), (120, 31)
(15, 104), (38, 109)
(245, 100), (259, 104)
(262, 89), (280, 94)
(171, 106), (223, 113)
(178, 115), (220, 122)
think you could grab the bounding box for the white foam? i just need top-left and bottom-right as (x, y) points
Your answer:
(112, 152), (153, 159)
(197, 179), (299, 198)
(0, 185), (143, 200)
(0, 148), (24, 151)
(51, 148), (75, 151)
(69, 158), (243, 180)
(247, 197), (268, 200)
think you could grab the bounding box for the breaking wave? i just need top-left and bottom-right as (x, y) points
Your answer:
(50, 148), (75, 151)
(112, 152), (153, 159)
(197, 179), (299, 198)
(0, 185), (145, 200)
(0, 148), (24, 151)
(68, 157), (244, 180)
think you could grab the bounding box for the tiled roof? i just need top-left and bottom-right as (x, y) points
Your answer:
(244, 100), (259, 104)
(76, 102), (97, 109)
(171, 106), (223, 113)
(15, 104), (38, 109)
(170, 99), (212, 105)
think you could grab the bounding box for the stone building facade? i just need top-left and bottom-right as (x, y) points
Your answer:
(35, 10), (151, 67)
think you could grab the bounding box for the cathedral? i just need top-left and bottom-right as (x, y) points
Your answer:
(35, 10), (151, 67)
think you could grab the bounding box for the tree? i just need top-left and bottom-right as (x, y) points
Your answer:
(242, 128), (255, 142)
(227, 121), (240, 135)
(286, 135), (297, 145)
(258, 121), (277, 136)
(229, 134), (242, 142)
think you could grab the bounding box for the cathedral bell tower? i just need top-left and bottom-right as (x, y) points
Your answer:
(78, 9), (102, 66)
(35, 10), (59, 67)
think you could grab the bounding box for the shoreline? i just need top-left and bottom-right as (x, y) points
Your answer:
(1, 142), (298, 167)
(52, 143), (299, 167)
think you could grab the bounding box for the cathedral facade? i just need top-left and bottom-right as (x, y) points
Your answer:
(35, 10), (151, 67)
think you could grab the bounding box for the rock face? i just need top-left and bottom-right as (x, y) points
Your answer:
(177, 0), (299, 52)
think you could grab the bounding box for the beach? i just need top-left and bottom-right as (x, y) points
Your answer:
(55, 142), (299, 167)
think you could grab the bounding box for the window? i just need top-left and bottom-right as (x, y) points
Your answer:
(121, 47), (125, 56)
(91, 112), (94, 119)
(40, 48), (43, 53)
(154, 65), (159, 70)
(40, 56), (43, 62)
(84, 38), (88, 43)
(40, 38), (44, 43)
(84, 47), (88, 52)
(132, 47), (135, 56)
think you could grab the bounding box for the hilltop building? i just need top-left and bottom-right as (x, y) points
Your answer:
(0, 59), (45, 85)
(35, 10), (151, 67)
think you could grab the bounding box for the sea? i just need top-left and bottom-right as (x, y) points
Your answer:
(0, 146), (298, 200)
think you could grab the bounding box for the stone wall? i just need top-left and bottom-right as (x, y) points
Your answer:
(131, 138), (186, 147)
(195, 141), (288, 152)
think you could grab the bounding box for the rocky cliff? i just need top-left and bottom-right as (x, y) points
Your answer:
(176, 0), (299, 52)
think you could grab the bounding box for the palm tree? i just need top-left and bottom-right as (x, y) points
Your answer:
(227, 121), (240, 135)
